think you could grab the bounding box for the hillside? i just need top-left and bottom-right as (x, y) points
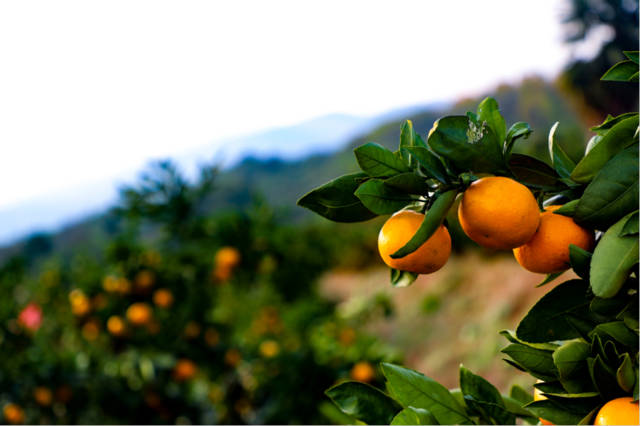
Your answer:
(0, 77), (588, 264)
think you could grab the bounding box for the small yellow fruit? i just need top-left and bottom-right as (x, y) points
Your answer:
(594, 397), (639, 425)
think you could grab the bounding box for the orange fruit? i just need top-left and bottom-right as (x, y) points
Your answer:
(513, 206), (595, 274)
(259, 340), (280, 358)
(126, 303), (153, 326)
(378, 210), (451, 274)
(350, 361), (376, 382)
(135, 270), (155, 290)
(33, 386), (53, 406)
(533, 384), (553, 425)
(215, 247), (241, 269)
(458, 176), (540, 250)
(153, 288), (174, 308)
(82, 319), (100, 340)
(69, 289), (91, 317)
(3, 404), (24, 425)
(172, 358), (197, 382)
(594, 397), (639, 425)
(107, 315), (126, 336)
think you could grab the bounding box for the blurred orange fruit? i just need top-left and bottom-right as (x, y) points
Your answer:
(224, 348), (242, 367)
(378, 210), (451, 274)
(215, 247), (241, 270)
(107, 315), (126, 336)
(458, 176), (540, 250)
(350, 361), (375, 382)
(69, 289), (91, 317)
(513, 205), (595, 274)
(82, 319), (100, 340)
(126, 303), (153, 326)
(33, 386), (53, 406)
(594, 397), (639, 425)
(135, 270), (155, 290)
(3, 404), (24, 425)
(172, 358), (198, 381)
(259, 340), (280, 358)
(153, 288), (174, 308)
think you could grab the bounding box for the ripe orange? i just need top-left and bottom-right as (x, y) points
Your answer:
(513, 206), (595, 274)
(126, 303), (153, 326)
(594, 397), (639, 425)
(172, 358), (198, 381)
(350, 361), (376, 382)
(107, 315), (126, 336)
(259, 340), (280, 358)
(378, 210), (451, 274)
(153, 288), (174, 308)
(69, 289), (91, 317)
(533, 384), (553, 425)
(458, 176), (540, 250)
(3, 404), (24, 425)
(33, 386), (53, 406)
(215, 247), (241, 270)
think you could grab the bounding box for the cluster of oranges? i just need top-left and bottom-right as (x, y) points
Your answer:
(378, 176), (594, 276)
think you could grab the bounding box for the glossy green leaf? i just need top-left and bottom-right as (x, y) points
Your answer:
(501, 394), (537, 423)
(574, 144), (639, 229)
(590, 212), (639, 298)
(460, 365), (514, 424)
(553, 199), (579, 217)
(390, 269), (418, 288)
(390, 407), (439, 425)
(620, 210), (639, 236)
(509, 385), (533, 405)
(384, 173), (431, 195)
(505, 122), (533, 157)
(477, 97), (506, 145)
(427, 116), (505, 174)
(569, 244), (592, 280)
(501, 344), (557, 378)
(548, 122), (576, 179)
(589, 355), (623, 398)
(399, 120), (416, 166)
(499, 330), (559, 351)
(391, 190), (457, 259)
(516, 279), (592, 343)
(553, 340), (590, 380)
(355, 142), (410, 178)
(403, 146), (449, 184)
(590, 112), (638, 134)
(624, 51), (639, 64)
(591, 321), (639, 348)
(326, 381), (402, 425)
(354, 179), (414, 215)
(525, 399), (589, 425)
(381, 363), (473, 425)
(537, 271), (564, 287)
(297, 173), (377, 222)
(601, 59), (639, 81)
(508, 154), (561, 190)
(616, 353), (636, 392)
(571, 115), (639, 183)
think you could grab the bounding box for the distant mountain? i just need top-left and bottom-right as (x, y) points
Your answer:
(0, 77), (588, 262)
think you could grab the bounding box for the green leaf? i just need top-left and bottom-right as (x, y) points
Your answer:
(553, 340), (590, 380)
(501, 344), (557, 379)
(508, 154), (561, 190)
(516, 279), (592, 343)
(590, 211), (639, 298)
(381, 363), (473, 425)
(620, 210), (639, 236)
(624, 51), (639, 64)
(390, 407), (439, 425)
(460, 365), (514, 424)
(390, 269), (418, 288)
(569, 244), (592, 280)
(354, 179), (414, 215)
(477, 97), (506, 145)
(325, 381), (402, 425)
(427, 116), (505, 174)
(548, 122), (576, 179)
(590, 112), (638, 134)
(591, 321), (639, 348)
(501, 394), (537, 423)
(499, 330), (559, 351)
(399, 120), (416, 166)
(616, 353), (636, 393)
(505, 122), (533, 157)
(509, 385), (533, 405)
(574, 144), (639, 229)
(403, 146), (449, 184)
(571, 115), (639, 183)
(390, 190), (457, 259)
(524, 399), (589, 425)
(297, 173), (377, 222)
(553, 199), (579, 217)
(355, 142), (411, 178)
(537, 271), (564, 287)
(601, 59), (639, 81)
(589, 355), (623, 398)
(384, 173), (431, 195)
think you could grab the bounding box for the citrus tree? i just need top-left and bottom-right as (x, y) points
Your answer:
(298, 52), (639, 425)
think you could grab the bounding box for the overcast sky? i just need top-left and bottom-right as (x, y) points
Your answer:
(0, 1), (601, 216)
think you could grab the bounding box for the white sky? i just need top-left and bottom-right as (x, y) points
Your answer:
(0, 0), (582, 213)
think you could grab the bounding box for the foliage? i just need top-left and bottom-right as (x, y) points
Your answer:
(300, 53), (639, 424)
